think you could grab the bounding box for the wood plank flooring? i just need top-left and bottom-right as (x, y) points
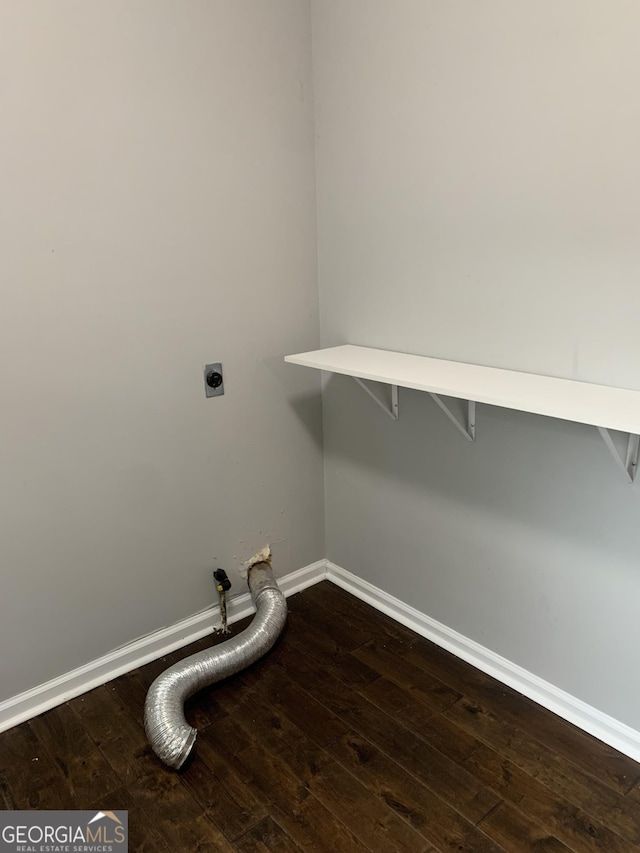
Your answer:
(2, 581), (640, 851)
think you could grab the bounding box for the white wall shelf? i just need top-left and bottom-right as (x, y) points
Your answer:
(285, 345), (640, 482)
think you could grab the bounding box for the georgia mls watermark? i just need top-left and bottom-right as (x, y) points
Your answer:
(0, 811), (127, 853)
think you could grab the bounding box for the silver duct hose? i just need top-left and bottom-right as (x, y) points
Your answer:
(144, 561), (287, 769)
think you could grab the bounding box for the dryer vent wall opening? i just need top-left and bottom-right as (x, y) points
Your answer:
(143, 561), (287, 769)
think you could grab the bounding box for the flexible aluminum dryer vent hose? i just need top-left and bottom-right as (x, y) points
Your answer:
(144, 561), (287, 769)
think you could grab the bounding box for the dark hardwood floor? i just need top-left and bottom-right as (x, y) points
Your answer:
(2, 581), (640, 851)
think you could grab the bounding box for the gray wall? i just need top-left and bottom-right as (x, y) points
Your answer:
(312, 1), (640, 727)
(0, 1), (323, 702)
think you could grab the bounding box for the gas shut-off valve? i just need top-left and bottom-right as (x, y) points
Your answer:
(213, 568), (232, 634)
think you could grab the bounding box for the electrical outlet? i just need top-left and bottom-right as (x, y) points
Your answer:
(204, 363), (224, 398)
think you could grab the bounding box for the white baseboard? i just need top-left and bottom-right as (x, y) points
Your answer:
(0, 559), (327, 735)
(5, 556), (640, 766)
(326, 561), (640, 765)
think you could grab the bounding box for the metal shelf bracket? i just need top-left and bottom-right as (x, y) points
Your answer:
(353, 377), (399, 420)
(597, 427), (640, 483)
(430, 395), (476, 442)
